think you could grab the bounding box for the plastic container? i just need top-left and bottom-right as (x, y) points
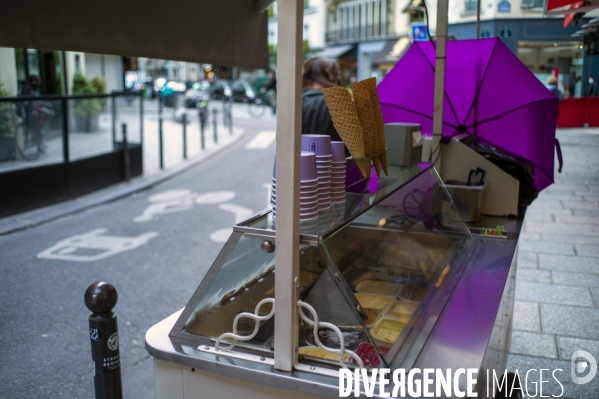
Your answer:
(444, 181), (488, 223)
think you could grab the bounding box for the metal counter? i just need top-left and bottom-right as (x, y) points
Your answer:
(146, 214), (522, 398)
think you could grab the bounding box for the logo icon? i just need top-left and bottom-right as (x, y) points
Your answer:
(309, 140), (319, 154)
(107, 332), (119, 351)
(571, 350), (597, 385)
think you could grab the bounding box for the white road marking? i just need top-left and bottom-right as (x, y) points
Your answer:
(209, 228), (232, 243)
(134, 190), (196, 222)
(195, 191), (236, 205)
(37, 228), (159, 262)
(133, 189), (236, 222)
(218, 203), (254, 223)
(209, 203), (254, 243)
(245, 131), (276, 149)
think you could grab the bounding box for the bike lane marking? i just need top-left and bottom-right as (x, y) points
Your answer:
(37, 228), (159, 262)
(244, 131), (276, 149)
(133, 189), (236, 222)
(209, 203), (254, 243)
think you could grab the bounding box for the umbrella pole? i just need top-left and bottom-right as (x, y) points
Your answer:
(430, 0), (449, 170)
(274, 0), (303, 373)
(476, 0), (481, 39)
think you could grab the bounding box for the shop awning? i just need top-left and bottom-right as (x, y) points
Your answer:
(0, 0), (270, 69)
(546, 0), (599, 14)
(372, 37), (410, 68)
(315, 44), (355, 59)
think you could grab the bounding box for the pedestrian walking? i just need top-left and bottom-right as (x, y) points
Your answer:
(261, 70), (277, 115)
(586, 76), (597, 97)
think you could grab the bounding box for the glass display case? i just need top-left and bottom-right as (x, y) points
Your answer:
(168, 164), (479, 373)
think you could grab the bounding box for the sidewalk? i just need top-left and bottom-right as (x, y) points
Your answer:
(507, 127), (599, 398)
(0, 103), (245, 235)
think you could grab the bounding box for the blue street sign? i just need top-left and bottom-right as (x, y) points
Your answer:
(410, 24), (429, 41)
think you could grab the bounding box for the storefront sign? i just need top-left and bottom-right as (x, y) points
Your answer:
(500, 26), (513, 39)
(498, 0), (511, 13)
(481, 29), (491, 39)
(410, 23), (429, 42)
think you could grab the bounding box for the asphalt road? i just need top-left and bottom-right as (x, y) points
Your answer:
(0, 108), (276, 398)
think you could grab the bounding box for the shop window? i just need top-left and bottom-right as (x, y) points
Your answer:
(75, 55), (81, 73)
(521, 0), (544, 8)
(464, 0), (478, 14)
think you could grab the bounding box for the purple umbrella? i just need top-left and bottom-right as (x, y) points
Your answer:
(378, 38), (559, 192)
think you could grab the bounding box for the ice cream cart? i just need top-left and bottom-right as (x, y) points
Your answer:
(146, 162), (522, 398)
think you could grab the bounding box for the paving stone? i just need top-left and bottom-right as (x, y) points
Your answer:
(551, 271), (599, 288)
(528, 200), (565, 211)
(554, 215), (599, 225)
(518, 241), (575, 256)
(541, 234), (599, 245)
(510, 331), (557, 359)
(507, 354), (599, 399)
(563, 201), (599, 211)
(516, 282), (594, 307)
(546, 184), (590, 193)
(520, 232), (541, 241)
(518, 252), (538, 269)
(538, 190), (576, 198)
(516, 269), (552, 284)
(582, 195), (599, 202)
(512, 301), (541, 332)
(557, 337), (599, 361)
(523, 213), (554, 223)
(525, 222), (599, 237)
(572, 209), (599, 217)
(526, 208), (573, 217)
(541, 304), (599, 338)
(591, 288), (599, 307)
(539, 254), (599, 274)
(576, 245), (599, 257)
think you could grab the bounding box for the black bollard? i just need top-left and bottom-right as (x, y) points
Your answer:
(199, 106), (206, 150)
(182, 113), (187, 159)
(85, 282), (123, 399)
(212, 108), (218, 144)
(158, 100), (164, 170)
(121, 123), (130, 181)
(227, 97), (233, 134)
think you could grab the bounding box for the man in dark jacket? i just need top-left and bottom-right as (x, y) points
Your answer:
(301, 89), (342, 142)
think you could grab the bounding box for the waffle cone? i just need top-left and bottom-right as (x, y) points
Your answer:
(351, 86), (379, 177)
(357, 78), (388, 175)
(322, 87), (369, 178)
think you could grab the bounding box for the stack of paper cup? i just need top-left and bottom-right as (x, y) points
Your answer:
(330, 141), (347, 203)
(302, 134), (332, 211)
(271, 152), (319, 222)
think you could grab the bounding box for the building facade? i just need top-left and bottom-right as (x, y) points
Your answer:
(446, 0), (599, 97)
(267, 0), (328, 70)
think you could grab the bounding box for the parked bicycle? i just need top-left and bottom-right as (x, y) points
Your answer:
(247, 89), (275, 119)
(15, 101), (54, 161)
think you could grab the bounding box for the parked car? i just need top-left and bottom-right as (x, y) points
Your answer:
(230, 79), (257, 103)
(185, 81), (212, 108)
(210, 80), (233, 100)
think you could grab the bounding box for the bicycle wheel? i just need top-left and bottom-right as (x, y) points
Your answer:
(248, 101), (267, 119)
(15, 124), (41, 161)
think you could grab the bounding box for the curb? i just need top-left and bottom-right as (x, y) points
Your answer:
(0, 129), (247, 236)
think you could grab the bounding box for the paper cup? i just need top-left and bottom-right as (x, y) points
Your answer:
(302, 135), (332, 156)
(300, 151), (317, 181)
(330, 141), (346, 162)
